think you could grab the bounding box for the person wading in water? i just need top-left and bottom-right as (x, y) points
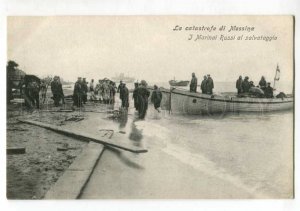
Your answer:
(151, 85), (162, 112)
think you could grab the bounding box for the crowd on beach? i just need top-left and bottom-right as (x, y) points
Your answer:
(40, 76), (162, 119)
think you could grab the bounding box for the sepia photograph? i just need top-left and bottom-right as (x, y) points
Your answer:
(6, 15), (294, 200)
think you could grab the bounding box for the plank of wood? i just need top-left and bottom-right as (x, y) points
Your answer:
(42, 110), (74, 112)
(18, 119), (148, 153)
(7, 147), (26, 155)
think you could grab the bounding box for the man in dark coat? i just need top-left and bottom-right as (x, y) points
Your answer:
(206, 74), (214, 94)
(137, 80), (150, 119)
(259, 76), (267, 90)
(27, 80), (40, 109)
(201, 75), (207, 94)
(57, 77), (65, 104)
(133, 82), (139, 110)
(81, 78), (88, 104)
(151, 85), (162, 112)
(120, 83), (129, 109)
(190, 73), (198, 92)
(73, 77), (82, 107)
(264, 82), (274, 98)
(236, 76), (243, 94)
(242, 76), (250, 93)
(51, 76), (62, 107)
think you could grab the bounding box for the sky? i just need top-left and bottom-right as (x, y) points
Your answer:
(7, 16), (294, 84)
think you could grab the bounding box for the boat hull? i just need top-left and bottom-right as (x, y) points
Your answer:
(150, 87), (293, 115)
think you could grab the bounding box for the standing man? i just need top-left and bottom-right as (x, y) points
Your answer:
(51, 76), (62, 107)
(190, 73), (198, 92)
(82, 78), (88, 104)
(259, 76), (267, 90)
(137, 80), (150, 119)
(242, 76), (250, 93)
(73, 77), (82, 107)
(120, 83), (129, 110)
(89, 79), (94, 92)
(28, 79), (40, 109)
(264, 82), (274, 98)
(236, 76), (243, 94)
(133, 82), (139, 111)
(206, 74), (214, 94)
(200, 75), (207, 94)
(151, 85), (162, 112)
(57, 77), (65, 104)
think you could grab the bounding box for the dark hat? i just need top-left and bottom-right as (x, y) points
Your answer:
(141, 80), (147, 86)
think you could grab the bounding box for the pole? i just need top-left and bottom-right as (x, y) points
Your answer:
(273, 64), (279, 89)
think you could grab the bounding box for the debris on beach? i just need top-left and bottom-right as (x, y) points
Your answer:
(64, 115), (84, 122)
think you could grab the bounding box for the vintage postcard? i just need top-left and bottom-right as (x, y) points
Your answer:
(6, 16), (294, 199)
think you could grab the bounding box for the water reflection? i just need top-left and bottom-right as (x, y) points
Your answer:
(118, 108), (128, 129)
(129, 119), (143, 147)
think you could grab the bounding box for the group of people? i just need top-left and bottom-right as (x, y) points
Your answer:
(92, 79), (116, 104)
(189, 72), (274, 98)
(118, 80), (164, 118)
(190, 73), (214, 94)
(117, 80), (162, 119)
(236, 76), (274, 98)
(72, 77), (161, 119)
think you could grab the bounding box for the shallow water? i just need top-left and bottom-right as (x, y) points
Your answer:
(110, 94), (294, 198)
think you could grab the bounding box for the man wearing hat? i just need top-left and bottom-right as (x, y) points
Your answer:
(242, 76), (250, 93)
(264, 82), (274, 98)
(206, 74), (214, 94)
(137, 80), (150, 119)
(120, 82), (129, 109)
(151, 85), (162, 112)
(51, 76), (62, 107)
(133, 82), (139, 110)
(236, 76), (243, 94)
(81, 78), (88, 104)
(259, 76), (267, 91)
(73, 77), (83, 107)
(190, 73), (198, 92)
(201, 75), (208, 94)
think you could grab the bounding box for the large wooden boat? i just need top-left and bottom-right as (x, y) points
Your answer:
(149, 87), (293, 115)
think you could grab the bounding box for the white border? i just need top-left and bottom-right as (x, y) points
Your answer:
(0, 0), (299, 211)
